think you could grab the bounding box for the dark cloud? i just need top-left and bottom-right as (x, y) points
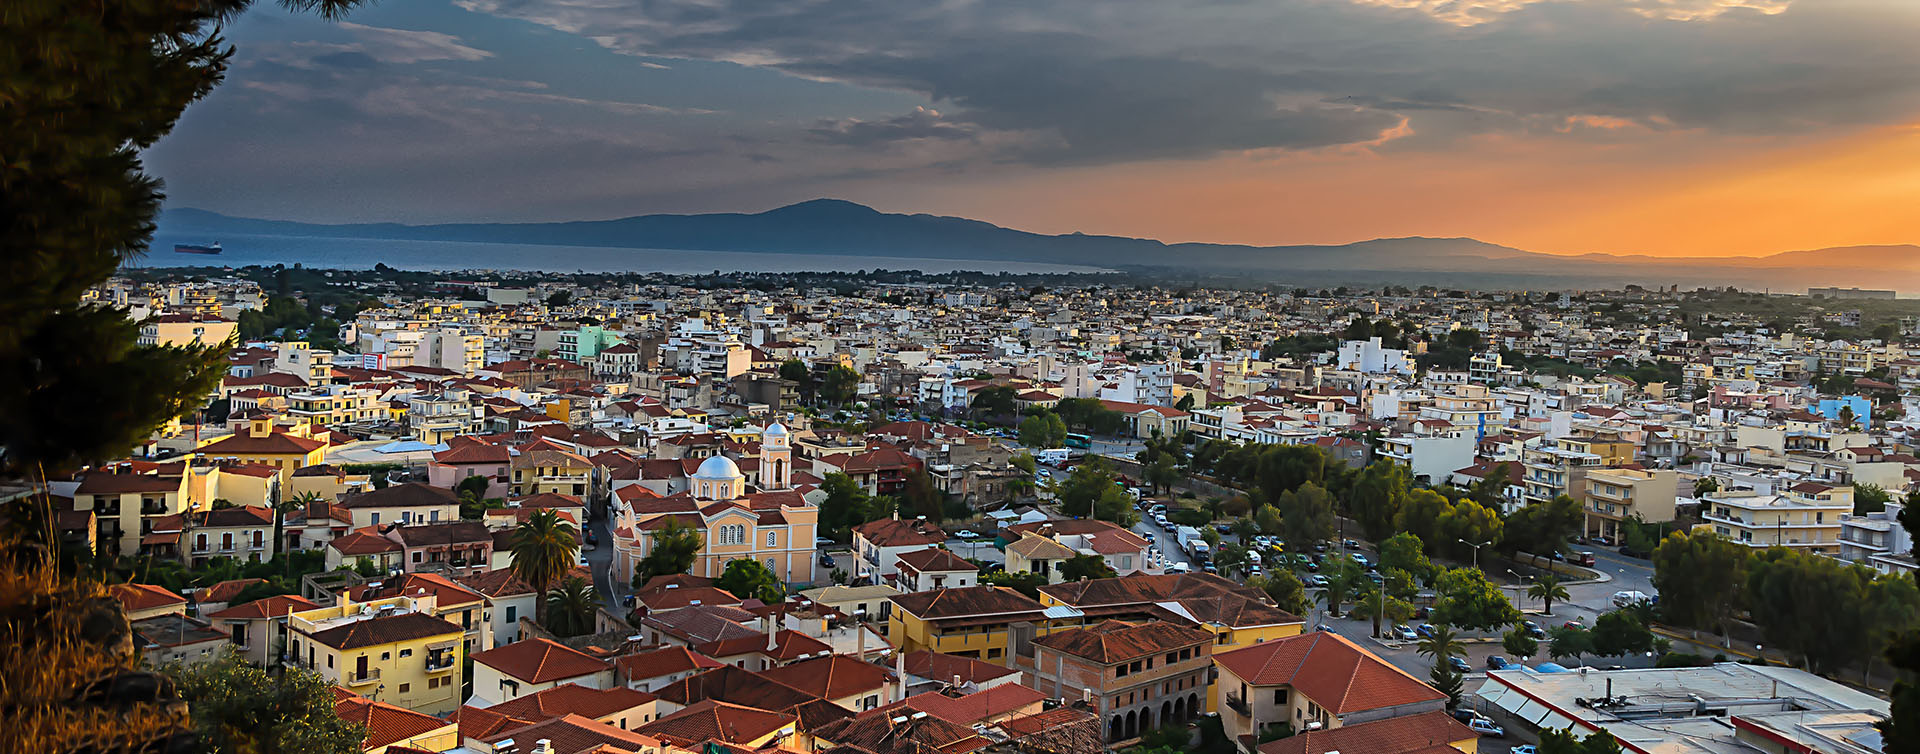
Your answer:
(807, 107), (977, 147)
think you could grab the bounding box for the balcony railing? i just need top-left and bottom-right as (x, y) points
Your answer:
(1223, 692), (1251, 717)
(344, 669), (381, 686)
(425, 657), (457, 673)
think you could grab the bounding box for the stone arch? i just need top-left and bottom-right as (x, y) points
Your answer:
(1173, 696), (1186, 722)
(1161, 700), (1172, 729)
(1125, 710), (1138, 739)
(1109, 715), (1124, 742)
(1187, 693), (1200, 721)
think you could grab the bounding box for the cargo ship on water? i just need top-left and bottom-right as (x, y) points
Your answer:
(174, 242), (222, 255)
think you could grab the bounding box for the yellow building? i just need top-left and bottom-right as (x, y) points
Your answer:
(197, 419), (328, 480)
(888, 585), (1066, 662)
(1582, 467), (1679, 540)
(287, 595), (466, 715)
(610, 424), (820, 584)
(75, 465), (192, 557)
(1037, 573), (1305, 712)
(286, 385), (382, 427)
(139, 313), (238, 348)
(1215, 632), (1448, 742)
(509, 439), (593, 497)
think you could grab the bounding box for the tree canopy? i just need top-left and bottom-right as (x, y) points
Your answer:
(716, 558), (785, 603)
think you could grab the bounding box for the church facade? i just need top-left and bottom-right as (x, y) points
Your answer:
(609, 423), (820, 585)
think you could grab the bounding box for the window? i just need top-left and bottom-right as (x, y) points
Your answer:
(766, 530), (777, 547)
(371, 512), (380, 525)
(413, 551), (423, 563)
(1116, 664), (1129, 678)
(398, 683), (410, 693)
(382, 652), (391, 660)
(505, 605), (518, 622)
(1273, 689), (1289, 705)
(399, 649), (413, 657)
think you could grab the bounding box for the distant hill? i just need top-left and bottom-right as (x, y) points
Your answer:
(158, 200), (1919, 291)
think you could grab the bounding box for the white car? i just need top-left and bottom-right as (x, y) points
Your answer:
(1510, 746), (1537, 754)
(1468, 719), (1505, 738)
(1169, 562), (1191, 573)
(954, 530), (982, 539)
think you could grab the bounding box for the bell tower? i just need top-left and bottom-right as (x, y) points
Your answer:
(762, 422), (791, 490)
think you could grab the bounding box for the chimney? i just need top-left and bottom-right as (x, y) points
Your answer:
(896, 649), (907, 700)
(533, 739), (552, 754)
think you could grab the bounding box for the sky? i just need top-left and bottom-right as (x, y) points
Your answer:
(145, 0), (1920, 257)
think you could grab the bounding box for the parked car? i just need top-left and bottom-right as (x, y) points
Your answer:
(1415, 624), (1437, 639)
(818, 553), (835, 567)
(1309, 575), (1329, 587)
(1522, 620), (1547, 639)
(584, 529), (598, 546)
(1449, 709), (1480, 724)
(1169, 562), (1191, 574)
(1563, 619), (1586, 630)
(1350, 553), (1371, 568)
(1342, 539), (1360, 550)
(815, 537), (835, 547)
(1215, 523), (1234, 534)
(1572, 551), (1597, 566)
(1414, 606), (1432, 619)
(1393, 624), (1417, 640)
(1468, 718), (1505, 737)
(1314, 541), (1329, 553)
(1487, 655), (1510, 670)
(1511, 745), (1537, 754)
(954, 530), (981, 539)
(1202, 563), (1218, 573)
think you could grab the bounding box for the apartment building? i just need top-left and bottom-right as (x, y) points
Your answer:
(1018, 620), (1214, 744)
(1700, 484), (1853, 553)
(287, 596), (466, 714)
(1582, 467), (1680, 541)
(73, 467), (191, 557)
(887, 585), (1059, 660)
(1214, 632), (1446, 741)
(139, 313), (238, 347)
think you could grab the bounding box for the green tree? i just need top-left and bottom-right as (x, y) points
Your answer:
(1503, 495), (1583, 567)
(1538, 728), (1625, 754)
(1394, 489), (1450, 546)
(1469, 462), (1513, 507)
(509, 509), (578, 628)
(1881, 623), (1920, 751)
(1528, 574), (1570, 616)
(822, 364), (862, 405)
(1651, 530), (1750, 631)
(1276, 483), (1336, 549)
(1547, 625), (1593, 663)
(818, 472), (870, 539)
(1432, 567), (1521, 632)
(1590, 609), (1656, 657)
(1436, 498), (1505, 562)
(1254, 504), (1284, 537)
(1378, 532), (1434, 583)
(779, 359), (817, 403)
(1693, 476), (1720, 498)
(1503, 625), (1539, 661)
(1856, 482), (1891, 515)
(1019, 412), (1069, 448)
(634, 517), (703, 586)
(898, 467), (947, 522)
(546, 290), (572, 307)
(545, 575), (599, 638)
(456, 474), (492, 503)
(1174, 393), (1196, 411)
(969, 385), (1020, 419)
(1250, 570), (1310, 615)
(1319, 556), (1364, 617)
(716, 558), (785, 603)
(980, 570), (1050, 598)
(1060, 553), (1119, 581)
(164, 654), (365, 754)
(1144, 455), (1182, 496)
(1347, 461), (1412, 541)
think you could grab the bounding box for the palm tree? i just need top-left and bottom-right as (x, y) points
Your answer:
(1417, 624), (1466, 665)
(1528, 574), (1570, 616)
(509, 509), (578, 627)
(545, 575), (598, 638)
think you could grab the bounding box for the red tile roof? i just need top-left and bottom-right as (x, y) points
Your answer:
(1255, 710), (1475, 754)
(900, 651), (1020, 686)
(486, 683), (657, 724)
(1030, 620), (1212, 664)
(303, 611), (463, 650)
(758, 655), (893, 701)
(110, 583), (187, 613)
(335, 694), (451, 751)
(614, 646), (725, 682)
(206, 593), (320, 620)
(1213, 632), (1444, 715)
(470, 637), (612, 684)
(638, 699), (795, 747)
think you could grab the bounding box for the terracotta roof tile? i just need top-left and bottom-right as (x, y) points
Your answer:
(1213, 632), (1444, 716)
(470, 637), (612, 684)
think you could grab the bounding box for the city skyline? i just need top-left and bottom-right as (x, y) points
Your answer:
(144, 0), (1920, 258)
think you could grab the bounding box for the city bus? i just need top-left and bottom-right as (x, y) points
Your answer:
(1063, 433), (1092, 449)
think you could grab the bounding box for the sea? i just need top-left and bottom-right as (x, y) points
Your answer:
(140, 231), (1109, 275)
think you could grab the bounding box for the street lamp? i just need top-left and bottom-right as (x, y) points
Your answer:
(1459, 538), (1491, 572)
(1506, 568), (1529, 611)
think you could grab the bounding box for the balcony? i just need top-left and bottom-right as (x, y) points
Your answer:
(344, 668), (381, 686)
(1223, 691), (1251, 717)
(425, 657), (458, 673)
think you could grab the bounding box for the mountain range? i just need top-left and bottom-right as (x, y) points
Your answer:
(157, 199), (1917, 292)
